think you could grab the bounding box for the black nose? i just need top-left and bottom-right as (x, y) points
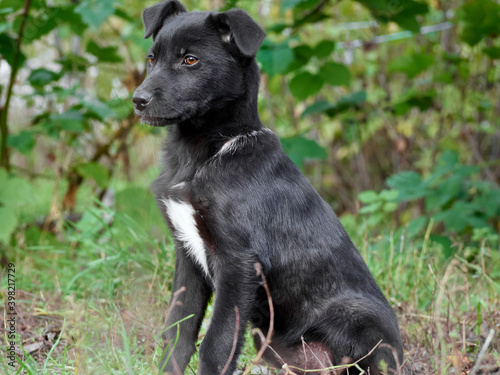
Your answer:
(132, 93), (152, 111)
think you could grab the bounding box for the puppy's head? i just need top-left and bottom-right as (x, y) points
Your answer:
(133, 0), (266, 126)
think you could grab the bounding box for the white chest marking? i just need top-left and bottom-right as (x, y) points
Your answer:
(161, 198), (209, 276)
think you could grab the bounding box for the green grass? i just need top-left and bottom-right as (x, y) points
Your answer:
(1, 202), (499, 374)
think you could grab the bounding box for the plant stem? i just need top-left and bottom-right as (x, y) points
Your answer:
(0, 0), (32, 171)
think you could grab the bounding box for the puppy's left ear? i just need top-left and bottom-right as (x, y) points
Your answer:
(211, 9), (266, 57)
(143, 0), (187, 40)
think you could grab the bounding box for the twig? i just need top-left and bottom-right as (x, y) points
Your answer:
(221, 306), (240, 375)
(242, 263), (275, 375)
(158, 286), (187, 374)
(301, 337), (327, 371)
(470, 328), (495, 375)
(379, 343), (402, 375)
(0, 0), (32, 171)
(286, 339), (383, 374)
(253, 263), (274, 360)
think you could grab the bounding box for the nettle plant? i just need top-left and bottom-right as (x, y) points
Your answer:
(359, 150), (500, 255)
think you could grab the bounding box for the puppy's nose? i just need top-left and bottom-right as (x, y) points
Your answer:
(132, 93), (152, 111)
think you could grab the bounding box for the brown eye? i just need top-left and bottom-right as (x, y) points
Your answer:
(184, 56), (198, 66)
(149, 57), (155, 64)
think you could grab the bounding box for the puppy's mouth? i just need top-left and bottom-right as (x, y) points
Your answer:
(138, 115), (171, 127)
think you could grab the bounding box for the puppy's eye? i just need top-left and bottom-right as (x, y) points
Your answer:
(183, 56), (198, 66)
(147, 56), (155, 65)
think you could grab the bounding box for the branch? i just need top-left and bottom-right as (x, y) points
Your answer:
(470, 328), (495, 375)
(0, 0), (32, 171)
(285, 339), (383, 374)
(221, 306), (240, 375)
(242, 263), (275, 375)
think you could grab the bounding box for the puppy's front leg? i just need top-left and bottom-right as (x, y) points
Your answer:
(198, 265), (259, 375)
(160, 248), (211, 374)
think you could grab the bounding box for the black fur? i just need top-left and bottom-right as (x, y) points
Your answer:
(133, 1), (403, 374)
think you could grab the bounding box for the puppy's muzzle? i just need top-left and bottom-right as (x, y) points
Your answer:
(132, 91), (153, 111)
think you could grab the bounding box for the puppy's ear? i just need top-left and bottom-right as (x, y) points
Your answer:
(211, 9), (266, 57)
(143, 0), (187, 40)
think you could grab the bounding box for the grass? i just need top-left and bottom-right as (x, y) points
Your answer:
(1, 202), (499, 374)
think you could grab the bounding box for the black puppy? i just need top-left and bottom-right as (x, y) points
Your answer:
(133, 1), (403, 374)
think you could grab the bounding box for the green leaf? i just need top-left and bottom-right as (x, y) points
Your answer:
(0, 172), (32, 207)
(58, 53), (91, 72)
(387, 171), (422, 189)
(379, 189), (399, 201)
(280, 135), (327, 168)
(458, 0), (500, 46)
(357, 0), (428, 32)
(7, 130), (36, 155)
(75, 0), (115, 29)
(386, 171), (428, 201)
(407, 217), (427, 237)
(433, 201), (473, 233)
(108, 98), (134, 120)
(28, 68), (61, 87)
(394, 90), (436, 115)
(359, 201), (382, 214)
(318, 62), (351, 86)
(465, 216), (490, 229)
(391, 1), (429, 33)
(44, 110), (86, 134)
(473, 188), (500, 219)
(388, 53), (434, 78)
(483, 46), (500, 59)
(301, 101), (332, 117)
(0, 206), (17, 244)
(424, 176), (462, 211)
(326, 91), (367, 116)
(291, 0), (322, 13)
(430, 235), (454, 258)
(0, 1), (24, 13)
(56, 5), (87, 35)
(293, 11), (330, 28)
(356, 0), (389, 12)
(302, 91), (366, 117)
(358, 190), (379, 204)
(267, 23), (289, 34)
(14, 11), (58, 42)
(76, 162), (109, 188)
(257, 40), (294, 76)
(82, 99), (116, 121)
(282, 0), (308, 11)
(289, 72), (323, 100)
(86, 40), (123, 63)
(314, 40), (335, 59)
(383, 202), (398, 212)
(0, 32), (25, 68)
(285, 45), (314, 72)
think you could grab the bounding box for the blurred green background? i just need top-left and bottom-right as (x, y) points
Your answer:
(0, 0), (499, 373)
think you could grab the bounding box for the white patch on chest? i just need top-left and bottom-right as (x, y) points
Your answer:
(161, 198), (209, 276)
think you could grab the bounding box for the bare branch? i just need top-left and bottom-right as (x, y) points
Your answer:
(221, 306), (240, 375)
